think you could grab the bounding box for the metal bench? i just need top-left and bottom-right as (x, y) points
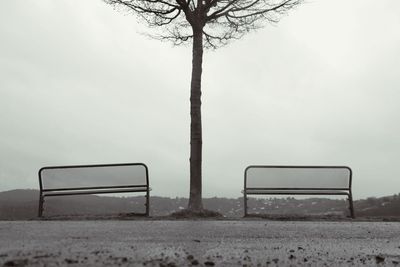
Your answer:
(38, 163), (150, 217)
(243, 165), (355, 218)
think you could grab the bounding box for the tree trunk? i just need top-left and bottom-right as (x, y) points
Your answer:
(188, 29), (204, 211)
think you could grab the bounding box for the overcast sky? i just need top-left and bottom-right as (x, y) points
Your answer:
(1, 0), (399, 199)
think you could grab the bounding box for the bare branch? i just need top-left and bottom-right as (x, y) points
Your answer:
(105, 0), (185, 26)
(202, 0), (303, 48)
(105, 0), (193, 42)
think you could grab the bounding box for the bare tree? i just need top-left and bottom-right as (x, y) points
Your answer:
(105, 0), (303, 213)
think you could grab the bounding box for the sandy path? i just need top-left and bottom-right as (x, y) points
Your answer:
(1, 220), (400, 266)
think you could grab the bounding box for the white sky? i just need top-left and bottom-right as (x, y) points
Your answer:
(1, 0), (399, 199)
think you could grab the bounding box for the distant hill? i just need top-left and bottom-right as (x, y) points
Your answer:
(1, 189), (400, 220)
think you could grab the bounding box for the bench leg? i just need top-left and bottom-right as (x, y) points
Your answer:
(243, 193), (248, 217)
(348, 193), (355, 219)
(38, 195), (44, 218)
(145, 190), (150, 216)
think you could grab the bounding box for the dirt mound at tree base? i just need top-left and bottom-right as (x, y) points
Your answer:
(170, 209), (223, 218)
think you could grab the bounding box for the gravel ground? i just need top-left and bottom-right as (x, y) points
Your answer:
(1, 220), (400, 266)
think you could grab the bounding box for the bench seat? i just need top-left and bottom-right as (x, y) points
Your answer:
(43, 187), (149, 197)
(245, 189), (350, 195)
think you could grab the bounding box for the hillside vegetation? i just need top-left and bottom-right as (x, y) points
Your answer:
(1, 190), (400, 220)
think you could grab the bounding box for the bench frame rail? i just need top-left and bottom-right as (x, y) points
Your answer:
(38, 163), (150, 217)
(243, 165), (355, 218)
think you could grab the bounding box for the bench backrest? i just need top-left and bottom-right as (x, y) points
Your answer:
(39, 163), (149, 192)
(244, 166), (352, 190)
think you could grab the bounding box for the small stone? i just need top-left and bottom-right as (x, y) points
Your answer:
(187, 255), (194, 261)
(289, 255), (296, 260)
(64, 259), (79, 264)
(191, 259), (199, 265)
(3, 260), (17, 267)
(375, 255), (385, 264)
(204, 261), (215, 266)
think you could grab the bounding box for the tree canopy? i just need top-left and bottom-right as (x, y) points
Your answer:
(105, 0), (302, 48)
